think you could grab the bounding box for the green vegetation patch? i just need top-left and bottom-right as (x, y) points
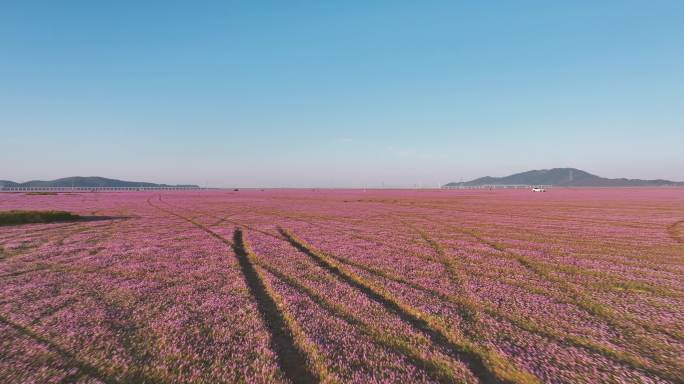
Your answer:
(0, 210), (81, 226)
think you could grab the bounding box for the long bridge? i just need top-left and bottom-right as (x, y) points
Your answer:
(441, 184), (550, 189)
(0, 186), (205, 192)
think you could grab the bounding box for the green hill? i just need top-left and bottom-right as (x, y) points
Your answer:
(445, 168), (683, 187)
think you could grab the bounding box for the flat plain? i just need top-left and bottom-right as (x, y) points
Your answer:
(1, 189), (682, 384)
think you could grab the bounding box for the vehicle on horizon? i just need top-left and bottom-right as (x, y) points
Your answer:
(532, 186), (546, 192)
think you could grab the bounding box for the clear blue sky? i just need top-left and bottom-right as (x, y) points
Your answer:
(1, 1), (682, 187)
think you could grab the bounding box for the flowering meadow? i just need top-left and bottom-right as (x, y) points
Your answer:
(1, 188), (682, 384)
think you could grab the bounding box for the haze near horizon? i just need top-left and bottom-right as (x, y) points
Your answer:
(1, 1), (683, 187)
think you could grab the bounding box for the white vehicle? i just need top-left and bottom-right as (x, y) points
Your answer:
(532, 186), (546, 192)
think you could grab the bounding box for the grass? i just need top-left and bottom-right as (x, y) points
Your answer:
(0, 211), (81, 226)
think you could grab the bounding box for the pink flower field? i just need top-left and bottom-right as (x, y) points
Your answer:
(1, 188), (682, 384)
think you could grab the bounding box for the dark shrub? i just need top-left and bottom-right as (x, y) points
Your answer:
(0, 211), (81, 226)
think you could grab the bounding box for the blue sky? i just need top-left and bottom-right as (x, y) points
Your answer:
(1, 1), (683, 187)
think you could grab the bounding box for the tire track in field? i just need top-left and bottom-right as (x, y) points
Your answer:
(667, 220), (684, 244)
(306, 209), (680, 276)
(0, 217), (125, 279)
(29, 266), (180, 382)
(321, 245), (662, 378)
(0, 220), (117, 264)
(78, 283), (161, 383)
(430, 221), (684, 381)
(356, 199), (664, 230)
(155, 198), (681, 381)
(396, 221), (679, 381)
(189, 206), (655, 374)
(254, 258), (461, 384)
(157, 198), (450, 382)
(158, 198), (285, 243)
(404, 222), (524, 382)
(3, 261), (168, 382)
(28, 298), (79, 326)
(0, 225), (91, 263)
(251, 210), (681, 379)
(147, 196), (330, 384)
(157, 201), (472, 382)
(340, 212), (682, 299)
(403, 221), (480, 322)
(279, 227), (539, 384)
(234, 229), (336, 384)
(0, 222), (81, 242)
(159, 198), (494, 382)
(0, 313), (120, 384)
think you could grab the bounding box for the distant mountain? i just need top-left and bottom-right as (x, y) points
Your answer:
(0, 177), (198, 188)
(444, 168), (684, 187)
